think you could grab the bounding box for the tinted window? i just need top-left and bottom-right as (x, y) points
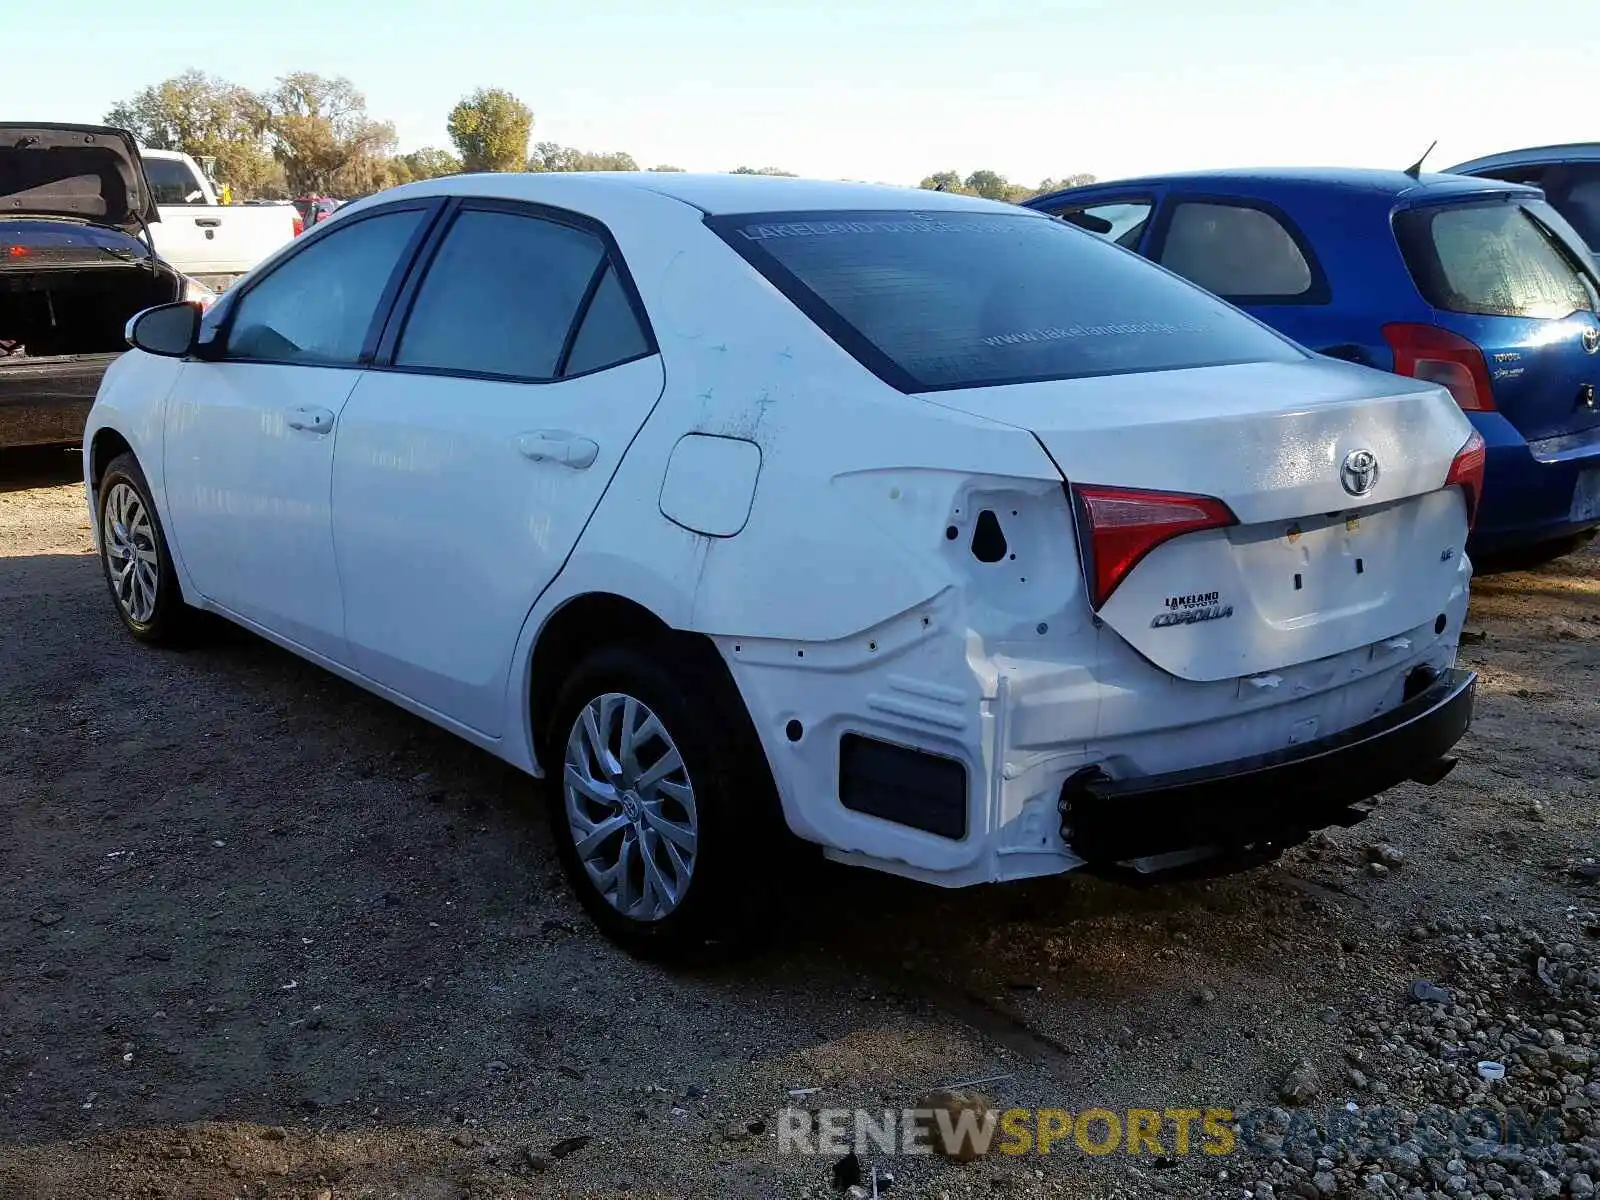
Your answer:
(397, 209), (605, 379)
(1158, 202), (1314, 299)
(563, 263), (651, 376)
(1476, 166), (1546, 187)
(1395, 200), (1598, 319)
(710, 210), (1300, 393)
(1052, 201), (1152, 249)
(144, 157), (206, 206)
(1547, 165), (1600, 249)
(227, 209), (424, 364)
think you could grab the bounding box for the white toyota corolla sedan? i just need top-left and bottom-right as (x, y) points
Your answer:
(84, 172), (1483, 953)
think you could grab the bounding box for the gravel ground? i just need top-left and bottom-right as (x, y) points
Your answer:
(1, 444), (1596, 1200)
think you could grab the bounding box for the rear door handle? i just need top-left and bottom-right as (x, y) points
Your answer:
(285, 405), (335, 434)
(195, 217), (222, 228)
(515, 430), (599, 470)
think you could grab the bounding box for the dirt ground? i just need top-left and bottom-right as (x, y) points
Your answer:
(1, 444), (1596, 1200)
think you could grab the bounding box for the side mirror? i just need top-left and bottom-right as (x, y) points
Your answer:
(126, 302), (200, 358)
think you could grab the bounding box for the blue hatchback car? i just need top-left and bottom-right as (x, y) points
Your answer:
(1024, 169), (1600, 559)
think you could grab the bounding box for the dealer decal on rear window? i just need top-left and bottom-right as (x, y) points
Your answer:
(1150, 591), (1234, 629)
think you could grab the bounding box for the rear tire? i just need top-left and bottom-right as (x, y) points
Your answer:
(96, 452), (195, 645)
(543, 635), (786, 960)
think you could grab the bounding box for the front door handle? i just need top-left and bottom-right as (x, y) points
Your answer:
(515, 430), (599, 470)
(285, 405), (335, 434)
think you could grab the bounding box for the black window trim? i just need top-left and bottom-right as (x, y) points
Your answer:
(198, 197), (448, 369)
(706, 207), (1305, 396)
(1145, 192), (1333, 307)
(370, 196), (659, 385)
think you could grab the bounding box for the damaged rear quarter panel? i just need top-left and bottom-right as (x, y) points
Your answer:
(527, 217), (1092, 864)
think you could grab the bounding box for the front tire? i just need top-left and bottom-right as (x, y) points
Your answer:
(544, 636), (784, 959)
(96, 452), (194, 645)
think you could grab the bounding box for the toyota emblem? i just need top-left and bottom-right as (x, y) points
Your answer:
(1340, 448), (1380, 497)
(1583, 326), (1600, 355)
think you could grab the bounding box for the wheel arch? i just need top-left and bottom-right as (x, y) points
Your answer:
(527, 592), (672, 767)
(88, 427), (135, 493)
(521, 590), (777, 796)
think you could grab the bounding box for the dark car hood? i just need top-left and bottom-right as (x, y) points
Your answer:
(0, 124), (157, 232)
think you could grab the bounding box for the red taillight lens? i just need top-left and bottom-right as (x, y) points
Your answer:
(4, 245), (28, 258)
(292, 214), (305, 237)
(1071, 484), (1237, 609)
(1444, 429), (1487, 530)
(1382, 323), (1496, 412)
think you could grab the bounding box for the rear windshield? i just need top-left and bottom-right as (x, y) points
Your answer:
(708, 209), (1302, 392)
(1394, 199), (1599, 319)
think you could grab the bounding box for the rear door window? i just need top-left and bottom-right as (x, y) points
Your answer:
(393, 207), (651, 381)
(562, 263), (652, 377)
(1156, 201), (1318, 301)
(708, 209), (1302, 393)
(396, 209), (604, 380)
(1394, 199), (1599, 319)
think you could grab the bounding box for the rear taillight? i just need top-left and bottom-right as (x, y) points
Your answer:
(292, 214), (305, 236)
(4, 245), (27, 258)
(1382, 323), (1496, 412)
(1070, 484), (1237, 609)
(1444, 429), (1487, 530)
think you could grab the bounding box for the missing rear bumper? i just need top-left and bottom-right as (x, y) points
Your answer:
(1060, 667), (1476, 866)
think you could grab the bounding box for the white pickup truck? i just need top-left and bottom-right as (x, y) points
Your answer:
(139, 149), (299, 289)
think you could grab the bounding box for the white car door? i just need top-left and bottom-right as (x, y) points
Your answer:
(330, 200), (665, 736)
(161, 201), (438, 661)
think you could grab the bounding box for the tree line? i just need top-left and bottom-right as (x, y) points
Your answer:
(105, 71), (1092, 201)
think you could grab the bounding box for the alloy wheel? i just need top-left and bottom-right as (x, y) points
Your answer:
(562, 692), (699, 921)
(102, 482), (160, 625)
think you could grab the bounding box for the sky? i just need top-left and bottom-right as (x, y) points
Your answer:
(3, 0), (1594, 187)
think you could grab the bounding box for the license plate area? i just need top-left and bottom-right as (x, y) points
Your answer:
(1230, 509), (1394, 625)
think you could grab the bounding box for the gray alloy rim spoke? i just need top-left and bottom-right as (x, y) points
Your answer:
(563, 691), (698, 922)
(102, 482), (158, 624)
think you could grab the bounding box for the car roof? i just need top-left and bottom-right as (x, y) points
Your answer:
(377, 171), (1025, 216)
(1029, 166), (1536, 209)
(1446, 143), (1600, 173)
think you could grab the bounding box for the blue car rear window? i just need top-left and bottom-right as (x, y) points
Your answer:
(708, 209), (1303, 393)
(1395, 199), (1599, 320)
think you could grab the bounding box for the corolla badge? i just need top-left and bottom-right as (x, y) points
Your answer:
(1340, 448), (1380, 497)
(1583, 326), (1600, 355)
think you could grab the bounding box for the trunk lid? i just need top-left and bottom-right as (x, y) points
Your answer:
(0, 124), (157, 233)
(1394, 193), (1600, 444)
(925, 358), (1476, 681)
